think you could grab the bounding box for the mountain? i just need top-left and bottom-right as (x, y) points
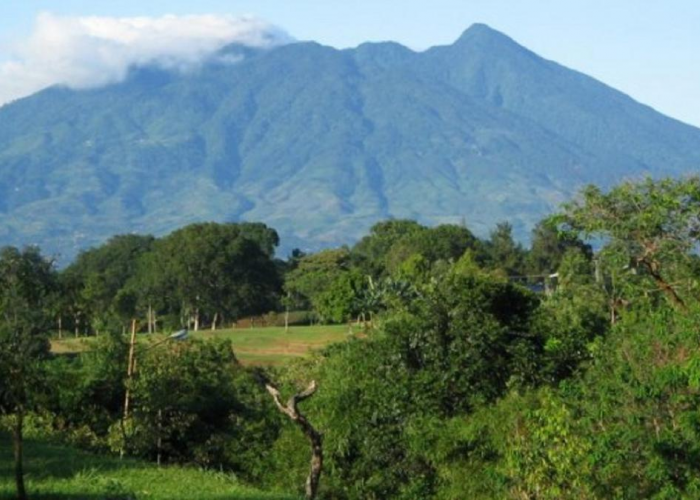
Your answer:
(1, 24), (699, 263)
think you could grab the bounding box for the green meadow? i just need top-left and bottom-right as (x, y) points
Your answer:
(51, 324), (357, 365)
(0, 434), (296, 500)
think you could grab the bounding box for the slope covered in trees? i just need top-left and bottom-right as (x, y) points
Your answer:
(1, 24), (699, 261)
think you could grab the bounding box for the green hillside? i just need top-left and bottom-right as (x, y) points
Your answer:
(0, 24), (699, 261)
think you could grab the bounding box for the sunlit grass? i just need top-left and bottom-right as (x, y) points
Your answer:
(51, 324), (359, 365)
(0, 434), (297, 499)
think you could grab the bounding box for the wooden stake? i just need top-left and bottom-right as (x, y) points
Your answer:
(123, 319), (137, 422)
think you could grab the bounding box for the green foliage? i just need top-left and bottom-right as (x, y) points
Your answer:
(284, 248), (352, 319)
(145, 222), (281, 327)
(353, 221), (482, 277)
(408, 307), (700, 499)
(485, 221), (526, 276)
(56, 222), (282, 334)
(267, 263), (542, 499)
(412, 388), (593, 499)
(554, 176), (700, 310)
(314, 270), (364, 324)
(530, 248), (609, 382)
(122, 340), (280, 481)
(42, 332), (128, 444)
(526, 220), (591, 275)
(62, 234), (155, 334)
(0, 246), (56, 415)
(9, 176), (700, 499)
(572, 308), (700, 497)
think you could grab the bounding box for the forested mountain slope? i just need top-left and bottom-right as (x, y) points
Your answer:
(1, 23), (699, 261)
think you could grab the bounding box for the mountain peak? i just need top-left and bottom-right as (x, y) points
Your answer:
(453, 23), (516, 47)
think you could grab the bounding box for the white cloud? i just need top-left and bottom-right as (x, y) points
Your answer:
(0, 13), (292, 106)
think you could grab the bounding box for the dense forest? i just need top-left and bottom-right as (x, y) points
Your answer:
(3, 176), (700, 499)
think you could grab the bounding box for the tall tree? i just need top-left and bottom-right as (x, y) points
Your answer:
(0, 246), (55, 500)
(285, 248), (352, 317)
(148, 223), (281, 330)
(553, 177), (700, 310)
(63, 234), (155, 334)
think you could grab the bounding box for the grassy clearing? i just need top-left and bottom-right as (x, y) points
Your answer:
(51, 324), (358, 365)
(0, 434), (296, 499)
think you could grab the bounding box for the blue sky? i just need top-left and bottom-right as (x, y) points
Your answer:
(1, 0), (699, 127)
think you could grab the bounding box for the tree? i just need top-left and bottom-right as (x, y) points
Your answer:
(285, 249), (352, 318)
(486, 221), (526, 276)
(54, 267), (89, 337)
(531, 248), (609, 382)
(268, 258), (541, 499)
(237, 222), (280, 258)
(0, 246), (55, 500)
(265, 380), (323, 500)
(553, 177), (700, 310)
(420, 224), (483, 263)
(352, 220), (425, 276)
(314, 270), (364, 324)
(382, 224), (483, 275)
(147, 223), (281, 330)
(62, 234), (155, 334)
(526, 220), (591, 275)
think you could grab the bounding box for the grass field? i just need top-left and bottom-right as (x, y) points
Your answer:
(51, 324), (358, 365)
(0, 434), (296, 499)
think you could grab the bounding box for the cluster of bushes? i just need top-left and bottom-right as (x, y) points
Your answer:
(3, 176), (700, 499)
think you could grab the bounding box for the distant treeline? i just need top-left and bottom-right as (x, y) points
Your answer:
(46, 213), (589, 338)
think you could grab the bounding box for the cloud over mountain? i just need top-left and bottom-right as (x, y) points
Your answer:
(0, 13), (292, 106)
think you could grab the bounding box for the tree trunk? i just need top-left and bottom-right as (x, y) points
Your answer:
(157, 409), (163, 467)
(193, 309), (199, 332)
(211, 312), (218, 331)
(148, 304), (153, 334)
(121, 319), (137, 458)
(285, 307), (289, 333)
(57, 316), (62, 340)
(265, 381), (322, 500)
(13, 407), (27, 500)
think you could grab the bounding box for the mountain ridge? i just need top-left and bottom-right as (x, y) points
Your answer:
(0, 23), (698, 263)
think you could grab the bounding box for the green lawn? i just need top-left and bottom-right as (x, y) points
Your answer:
(0, 434), (296, 499)
(52, 324), (359, 365)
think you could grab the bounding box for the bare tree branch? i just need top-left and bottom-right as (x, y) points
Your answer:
(265, 380), (323, 500)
